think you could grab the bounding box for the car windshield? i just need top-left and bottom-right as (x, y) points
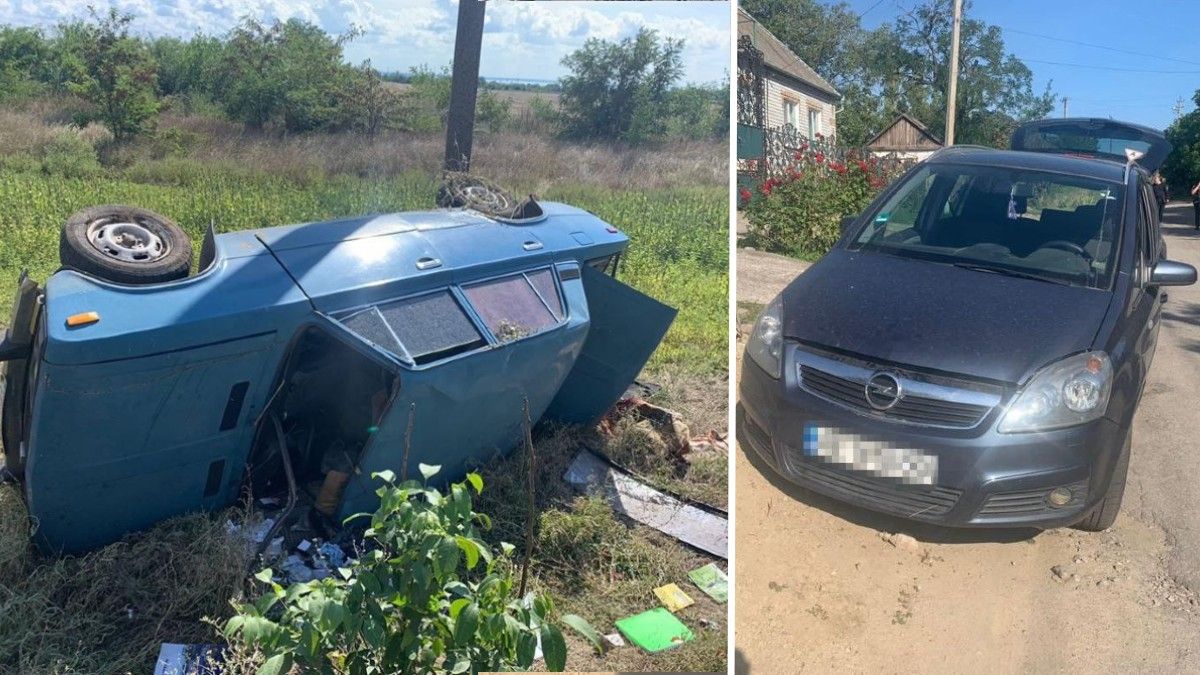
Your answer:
(851, 164), (1124, 289)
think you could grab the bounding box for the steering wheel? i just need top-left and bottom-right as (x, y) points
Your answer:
(1039, 240), (1093, 262)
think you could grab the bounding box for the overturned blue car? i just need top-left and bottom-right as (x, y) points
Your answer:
(0, 187), (675, 552)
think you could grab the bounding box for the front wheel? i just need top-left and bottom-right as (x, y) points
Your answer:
(1073, 429), (1131, 532)
(59, 205), (192, 284)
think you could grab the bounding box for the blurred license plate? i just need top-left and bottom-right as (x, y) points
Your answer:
(802, 424), (937, 485)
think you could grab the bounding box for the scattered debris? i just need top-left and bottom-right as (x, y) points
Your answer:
(564, 450), (727, 558)
(153, 643), (225, 675)
(615, 607), (694, 653)
(653, 583), (695, 612)
(688, 563), (728, 602)
(601, 398), (692, 456)
(879, 531), (921, 554)
(318, 541), (347, 567)
(603, 632), (627, 649)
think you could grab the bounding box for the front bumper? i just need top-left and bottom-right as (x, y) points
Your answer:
(738, 345), (1127, 528)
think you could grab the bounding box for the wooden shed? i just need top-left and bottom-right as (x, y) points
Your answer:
(866, 113), (943, 161)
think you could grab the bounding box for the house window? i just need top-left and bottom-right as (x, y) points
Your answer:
(808, 108), (822, 138)
(783, 98), (801, 129)
(463, 271), (561, 342)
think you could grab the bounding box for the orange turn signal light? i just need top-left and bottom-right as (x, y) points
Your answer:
(66, 311), (100, 327)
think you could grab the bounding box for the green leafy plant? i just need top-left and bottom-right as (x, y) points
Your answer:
(224, 464), (596, 674)
(59, 9), (161, 141)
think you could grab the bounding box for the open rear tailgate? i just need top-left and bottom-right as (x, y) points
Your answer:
(1011, 118), (1171, 172)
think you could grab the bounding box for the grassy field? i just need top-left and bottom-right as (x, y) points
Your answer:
(0, 111), (728, 673)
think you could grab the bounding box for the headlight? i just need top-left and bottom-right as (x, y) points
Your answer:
(747, 296), (783, 378)
(998, 351), (1112, 433)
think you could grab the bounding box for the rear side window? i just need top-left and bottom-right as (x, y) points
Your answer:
(464, 271), (562, 341)
(343, 291), (485, 365)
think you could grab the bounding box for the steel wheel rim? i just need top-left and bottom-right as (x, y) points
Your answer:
(86, 218), (169, 263)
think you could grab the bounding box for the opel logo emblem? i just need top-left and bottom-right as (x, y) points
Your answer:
(865, 372), (902, 410)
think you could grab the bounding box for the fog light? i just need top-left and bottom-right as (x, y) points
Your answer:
(1047, 487), (1073, 507)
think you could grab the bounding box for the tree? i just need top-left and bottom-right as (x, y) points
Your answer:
(58, 9), (160, 141)
(0, 26), (52, 101)
(557, 28), (684, 142)
(883, 1), (1055, 147)
(220, 18), (357, 133)
(333, 61), (406, 136)
(742, 0), (1055, 147)
(405, 65), (512, 133)
(1163, 90), (1200, 192)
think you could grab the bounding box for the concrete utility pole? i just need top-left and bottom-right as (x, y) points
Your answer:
(444, 0), (487, 172)
(944, 0), (962, 146)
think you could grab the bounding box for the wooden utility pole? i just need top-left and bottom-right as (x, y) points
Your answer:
(444, 0), (486, 172)
(944, 0), (962, 145)
(1062, 96), (1069, 118)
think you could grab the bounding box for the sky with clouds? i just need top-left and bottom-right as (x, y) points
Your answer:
(0, 0), (731, 85)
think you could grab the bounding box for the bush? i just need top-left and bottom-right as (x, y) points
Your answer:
(743, 145), (904, 256)
(224, 466), (595, 673)
(40, 132), (102, 178)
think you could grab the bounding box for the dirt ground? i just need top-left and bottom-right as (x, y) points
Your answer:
(734, 203), (1200, 673)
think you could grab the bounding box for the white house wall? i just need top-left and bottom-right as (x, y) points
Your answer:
(765, 76), (838, 140)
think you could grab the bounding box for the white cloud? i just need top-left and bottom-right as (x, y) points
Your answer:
(0, 0), (729, 83)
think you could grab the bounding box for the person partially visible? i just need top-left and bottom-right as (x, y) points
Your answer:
(1191, 179), (1200, 230)
(1152, 172), (1168, 222)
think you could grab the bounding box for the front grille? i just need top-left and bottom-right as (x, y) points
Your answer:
(781, 445), (961, 519)
(799, 365), (991, 428)
(979, 481), (1088, 516)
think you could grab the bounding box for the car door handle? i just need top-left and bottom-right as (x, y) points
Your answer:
(522, 240), (543, 251)
(415, 257), (442, 270)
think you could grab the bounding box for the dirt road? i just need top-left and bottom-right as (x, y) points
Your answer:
(734, 203), (1200, 673)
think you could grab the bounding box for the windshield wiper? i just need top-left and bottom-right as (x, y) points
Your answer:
(952, 262), (1071, 286)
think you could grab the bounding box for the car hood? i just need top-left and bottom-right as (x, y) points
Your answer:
(780, 249), (1112, 385)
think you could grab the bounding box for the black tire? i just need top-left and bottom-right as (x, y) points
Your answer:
(60, 205), (191, 284)
(1074, 429), (1131, 532)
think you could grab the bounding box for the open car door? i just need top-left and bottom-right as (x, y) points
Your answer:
(545, 265), (676, 425)
(1011, 118), (1172, 172)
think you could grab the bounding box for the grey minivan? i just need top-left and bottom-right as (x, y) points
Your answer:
(739, 119), (1196, 531)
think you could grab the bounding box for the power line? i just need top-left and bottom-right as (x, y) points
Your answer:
(1023, 58), (1200, 74)
(858, 0), (887, 19)
(1005, 27), (1200, 67)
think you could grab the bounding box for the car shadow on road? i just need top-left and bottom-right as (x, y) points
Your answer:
(739, 442), (1040, 545)
(1161, 299), (1200, 327)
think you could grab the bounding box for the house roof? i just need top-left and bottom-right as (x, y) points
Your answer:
(865, 113), (944, 151)
(737, 8), (840, 100)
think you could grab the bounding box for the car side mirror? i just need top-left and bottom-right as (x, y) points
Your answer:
(840, 215), (858, 237)
(1150, 260), (1197, 287)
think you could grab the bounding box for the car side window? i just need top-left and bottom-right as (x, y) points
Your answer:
(1136, 184), (1155, 284)
(463, 270), (563, 341)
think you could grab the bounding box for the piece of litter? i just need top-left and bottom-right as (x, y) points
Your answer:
(603, 632), (626, 648)
(687, 563), (728, 603)
(564, 450), (726, 558)
(296, 539), (313, 554)
(317, 542), (347, 567)
(653, 583), (695, 612)
(281, 554), (315, 583)
(615, 607), (694, 653)
(248, 519), (274, 544)
(264, 537), (284, 560)
(154, 643), (225, 675)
